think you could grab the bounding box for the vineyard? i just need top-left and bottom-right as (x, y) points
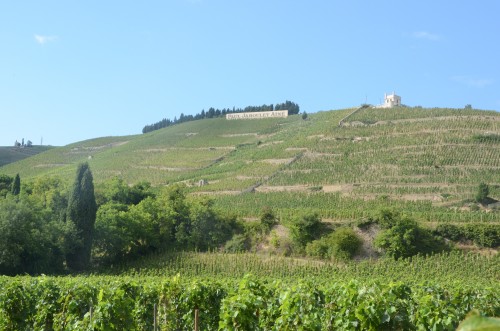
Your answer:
(1, 251), (499, 330)
(1, 106), (500, 329)
(2, 107), (499, 225)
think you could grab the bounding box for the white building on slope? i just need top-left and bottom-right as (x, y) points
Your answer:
(376, 92), (401, 108)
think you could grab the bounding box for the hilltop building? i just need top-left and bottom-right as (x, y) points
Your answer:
(376, 92), (401, 108)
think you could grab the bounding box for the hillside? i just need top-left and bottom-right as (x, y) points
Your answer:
(0, 145), (54, 167)
(1, 107), (499, 222)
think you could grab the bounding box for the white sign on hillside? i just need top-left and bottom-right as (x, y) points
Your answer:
(226, 110), (288, 120)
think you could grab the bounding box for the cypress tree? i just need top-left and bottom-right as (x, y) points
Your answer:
(66, 162), (97, 271)
(11, 174), (20, 196)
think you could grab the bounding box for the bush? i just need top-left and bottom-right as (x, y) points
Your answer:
(224, 234), (249, 253)
(434, 223), (500, 248)
(374, 219), (448, 259)
(475, 183), (489, 204)
(463, 224), (500, 248)
(329, 227), (362, 259)
(260, 206), (277, 232)
(434, 223), (462, 241)
(306, 227), (361, 260)
(290, 213), (323, 249)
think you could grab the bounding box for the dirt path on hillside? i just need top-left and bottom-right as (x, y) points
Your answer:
(220, 133), (258, 138)
(258, 141), (284, 148)
(143, 146), (235, 152)
(259, 158), (295, 165)
(34, 163), (68, 168)
(69, 141), (129, 153)
(132, 165), (195, 171)
(191, 190), (241, 195)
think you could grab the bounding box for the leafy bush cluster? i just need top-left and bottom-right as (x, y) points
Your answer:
(0, 169), (242, 274)
(472, 133), (500, 143)
(434, 223), (500, 248)
(306, 227), (362, 260)
(94, 184), (239, 265)
(371, 210), (449, 259)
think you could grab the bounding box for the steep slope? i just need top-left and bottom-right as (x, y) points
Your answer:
(0, 146), (54, 167)
(1, 107), (499, 222)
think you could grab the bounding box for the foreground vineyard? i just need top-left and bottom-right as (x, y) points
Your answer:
(1, 252), (499, 330)
(0, 274), (498, 330)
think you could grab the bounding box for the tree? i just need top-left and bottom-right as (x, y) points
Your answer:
(11, 174), (20, 196)
(66, 163), (97, 271)
(0, 196), (69, 275)
(260, 206), (277, 231)
(290, 213), (322, 248)
(374, 218), (447, 259)
(302, 111), (308, 120)
(306, 227), (361, 260)
(475, 183), (489, 204)
(0, 174), (13, 197)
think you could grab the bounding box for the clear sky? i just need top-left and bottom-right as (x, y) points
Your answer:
(1, 1), (499, 146)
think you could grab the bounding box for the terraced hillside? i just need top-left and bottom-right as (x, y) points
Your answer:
(1, 107), (499, 222)
(0, 145), (54, 167)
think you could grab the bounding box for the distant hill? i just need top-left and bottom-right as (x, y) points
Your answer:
(1, 107), (499, 221)
(0, 145), (54, 167)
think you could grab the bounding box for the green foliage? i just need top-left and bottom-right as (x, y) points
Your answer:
(66, 162), (97, 271)
(1, 275), (499, 331)
(224, 234), (250, 253)
(436, 223), (500, 248)
(290, 213), (323, 249)
(11, 173), (20, 195)
(96, 177), (152, 206)
(434, 223), (463, 241)
(301, 111), (308, 120)
(329, 227), (362, 259)
(259, 206), (277, 232)
(374, 218), (448, 259)
(475, 183), (489, 203)
(0, 197), (71, 274)
(0, 174), (13, 197)
(219, 275), (271, 330)
(93, 185), (238, 264)
(306, 227), (362, 260)
(472, 133), (500, 143)
(187, 197), (236, 250)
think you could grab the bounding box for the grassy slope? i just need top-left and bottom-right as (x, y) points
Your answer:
(1, 107), (499, 220)
(0, 145), (54, 167)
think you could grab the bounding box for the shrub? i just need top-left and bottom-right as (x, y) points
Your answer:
(435, 223), (500, 248)
(290, 213), (323, 249)
(374, 219), (448, 259)
(329, 227), (362, 259)
(434, 223), (462, 241)
(463, 224), (500, 248)
(260, 206), (277, 232)
(224, 234), (249, 253)
(475, 183), (489, 204)
(306, 227), (362, 260)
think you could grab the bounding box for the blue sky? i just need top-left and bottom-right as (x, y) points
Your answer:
(1, 1), (499, 146)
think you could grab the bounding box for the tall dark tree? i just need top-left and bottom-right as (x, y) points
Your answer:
(475, 183), (489, 204)
(11, 174), (20, 196)
(66, 162), (97, 271)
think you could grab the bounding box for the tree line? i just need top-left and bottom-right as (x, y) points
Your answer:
(0, 167), (244, 275)
(142, 100), (300, 133)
